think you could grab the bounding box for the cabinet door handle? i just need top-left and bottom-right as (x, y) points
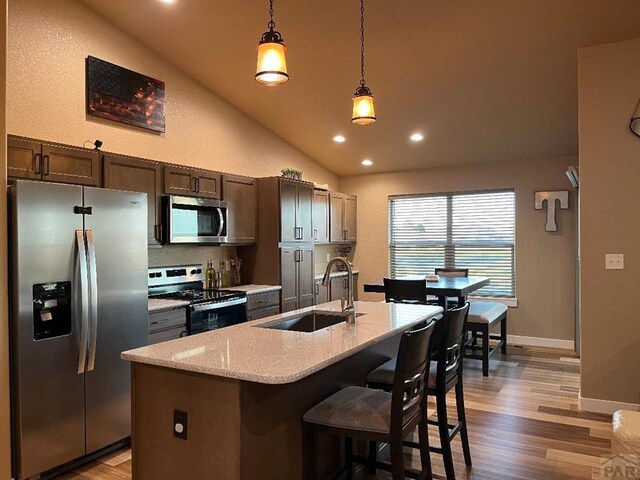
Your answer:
(154, 225), (163, 242)
(313, 229), (317, 240)
(43, 155), (50, 176)
(300, 227), (304, 239)
(195, 177), (200, 193)
(300, 249), (304, 262)
(315, 283), (319, 295)
(33, 153), (42, 175)
(344, 278), (348, 289)
(294, 250), (300, 263)
(192, 177), (198, 193)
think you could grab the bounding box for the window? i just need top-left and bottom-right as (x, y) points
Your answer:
(389, 190), (515, 297)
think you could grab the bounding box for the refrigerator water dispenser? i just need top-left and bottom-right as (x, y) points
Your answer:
(33, 282), (72, 340)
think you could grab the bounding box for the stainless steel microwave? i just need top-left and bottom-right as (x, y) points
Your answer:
(163, 195), (228, 244)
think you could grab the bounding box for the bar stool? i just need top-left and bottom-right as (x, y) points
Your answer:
(303, 320), (437, 480)
(366, 303), (472, 480)
(383, 278), (428, 304)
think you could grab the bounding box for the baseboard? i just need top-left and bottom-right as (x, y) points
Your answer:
(579, 395), (640, 414)
(508, 335), (574, 350)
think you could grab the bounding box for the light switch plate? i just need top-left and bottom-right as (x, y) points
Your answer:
(326, 253), (331, 262)
(605, 254), (624, 270)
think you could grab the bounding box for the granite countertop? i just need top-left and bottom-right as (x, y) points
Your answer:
(123, 300), (442, 385)
(148, 298), (191, 312)
(222, 284), (282, 295)
(314, 270), (360, 280)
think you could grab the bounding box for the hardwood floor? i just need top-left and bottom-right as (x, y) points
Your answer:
(58, 346), (612, 480)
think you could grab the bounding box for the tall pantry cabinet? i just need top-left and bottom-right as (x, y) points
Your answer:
(241, 177), (315, 313)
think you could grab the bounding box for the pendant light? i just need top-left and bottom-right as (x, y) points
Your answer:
(255, 0), (289, 86)
(352, 0), (376, 125)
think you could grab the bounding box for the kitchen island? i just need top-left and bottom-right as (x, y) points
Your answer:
(122, 300), (442, 480)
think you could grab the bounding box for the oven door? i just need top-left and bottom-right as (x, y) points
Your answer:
(188, 298), (247, 335)
(165, 195), (228, 244)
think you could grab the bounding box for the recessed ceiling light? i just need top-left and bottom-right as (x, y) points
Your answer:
(410, 133), (424, 142)
(333, 135), (346, 143)
(361, 159), (373, 166)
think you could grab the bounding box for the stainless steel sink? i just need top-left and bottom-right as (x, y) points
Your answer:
(258, 311), (365, 333)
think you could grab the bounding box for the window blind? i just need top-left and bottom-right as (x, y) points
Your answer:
(389, 190), (515, 297)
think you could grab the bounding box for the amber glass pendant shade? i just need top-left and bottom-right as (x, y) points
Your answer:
(352, 87), (376, 125)
(255, 40), (289, 86)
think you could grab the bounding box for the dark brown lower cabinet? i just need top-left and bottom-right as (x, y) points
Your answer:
(280, 247), (314, 313)
(102, 154), (163, 245)
(314, 279), (330, 305)
(328, 273), (359, 302)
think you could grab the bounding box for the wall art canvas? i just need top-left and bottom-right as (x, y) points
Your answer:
(86, 56), (165, 133)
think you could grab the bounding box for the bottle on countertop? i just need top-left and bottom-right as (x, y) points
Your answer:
(205, 260), (216, 289)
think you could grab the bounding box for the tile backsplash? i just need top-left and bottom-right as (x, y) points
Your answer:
(148, 245), (238, 269)
(314, 244), (356, 274)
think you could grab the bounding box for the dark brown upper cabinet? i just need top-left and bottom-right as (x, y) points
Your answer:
(312, 189), (330, 243)
(280, 179), (313, 243)
(163, 165), (221, 199)
(222, 174), (257, 244)
(8, 136), (100, 186)
(103, 154), (163, 245)
(329, 193), (357, 243)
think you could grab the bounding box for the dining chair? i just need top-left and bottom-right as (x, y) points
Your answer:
(433, 268), (508, 377)
(435, 268), (469, 278)
(367, 303), (472, 479)
(304, 320), (437, 480)
(383, 278), (428, 304)
(427, 268), (469, 307)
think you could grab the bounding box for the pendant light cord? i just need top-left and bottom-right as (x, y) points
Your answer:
(268, 0), (275, 31)
(360, 0), (366, 87)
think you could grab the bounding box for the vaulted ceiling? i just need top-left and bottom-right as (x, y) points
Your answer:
(81, 0), (640, 176)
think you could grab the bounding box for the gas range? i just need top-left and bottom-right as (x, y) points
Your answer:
(148, 265), (247, 334)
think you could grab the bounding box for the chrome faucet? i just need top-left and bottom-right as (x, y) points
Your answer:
(322, 257), (356, 324)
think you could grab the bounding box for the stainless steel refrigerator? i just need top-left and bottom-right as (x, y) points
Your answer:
(10, 180), (149, 479)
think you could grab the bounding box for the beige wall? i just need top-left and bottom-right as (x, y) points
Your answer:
(0, 0), (8, 477)
(340, 156), (577, 341)
(6, 0), (337, 189)
(578, 38), (640, 406)
(2, 0), (338, 475)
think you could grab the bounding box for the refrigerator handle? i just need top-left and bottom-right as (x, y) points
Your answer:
(86, 229), (98, 372)
(75, 230), (89, 374)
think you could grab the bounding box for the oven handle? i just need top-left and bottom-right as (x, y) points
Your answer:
(217, 207), (225, 237)
(190, 297), (246, 312)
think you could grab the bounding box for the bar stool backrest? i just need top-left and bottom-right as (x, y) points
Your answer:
(435, 303), (470, 385)
(383, 278), (427, 304)
(435, 268), (469, 278)
(391, 319), (436, 436)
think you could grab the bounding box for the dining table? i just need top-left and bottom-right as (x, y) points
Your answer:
(363, 275), (491, 312)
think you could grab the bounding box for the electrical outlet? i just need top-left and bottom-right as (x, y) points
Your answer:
(326, 253), (330, 262)
(605, 254), (624, 270)
(173, 409), (188, 440)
